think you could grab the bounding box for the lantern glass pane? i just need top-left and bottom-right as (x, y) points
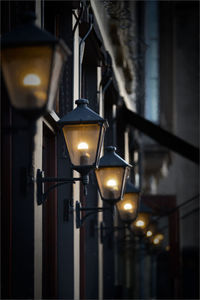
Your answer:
(95, 125), (106, 166)
(95, 167), (125, 200)
(1, 45), (53, 109)
(117, 193), (139, 222)
(63, 123), (101, 166)
(48, 45), (66, 110)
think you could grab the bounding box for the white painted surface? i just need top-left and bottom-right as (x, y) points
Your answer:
(34, 118), (43, 299)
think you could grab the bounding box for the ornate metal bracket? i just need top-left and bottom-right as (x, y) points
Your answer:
(99, 221), (131, 243)
(36, 169), (88, 205)
(75, 201), (112, 228)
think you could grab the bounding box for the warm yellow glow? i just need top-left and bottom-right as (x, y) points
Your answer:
(146, 230), (153, 237)
(136, 220), (145, 227)
(106, 179), (117, 187)
(77, 142), (89, 150)
(23, 74), (41, 86)
(124, 203), (133, 210)
(153, 233), (164, 245)
(156, 233), (164, 241)
(166, 245), (170, 251)
(153, 238), (160, 245)
(33, 91), (46, 101)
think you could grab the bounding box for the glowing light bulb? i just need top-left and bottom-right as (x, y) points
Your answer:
(124, 203), (133, 210)
(23, 74), (41, 86)
(153, 238), (160, 245)
(136, 220), (145, 227)
(107, 179), (117, 187)
(78, 142), (89, 150)
(146, 230), (152, 237)
(166, 245), (170, 251)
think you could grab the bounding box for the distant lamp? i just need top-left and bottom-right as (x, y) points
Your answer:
(95, 146), (131, 203)
(59, 99), (108, 175)
(146, 230), (153, 237)
(152, 233), (164, 245)
(1, 12), (70, 118)
(135, 218), (146, 228)
(145, 222), (157, 238)
(117, 180), (140, 223)
(131, 202), (152, 234)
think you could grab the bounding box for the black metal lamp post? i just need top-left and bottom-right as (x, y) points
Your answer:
(58, 99), (108, 176)
(95, 146), (132, 204)
(1, 12), (70, 119)
(116, 180), (140, 224)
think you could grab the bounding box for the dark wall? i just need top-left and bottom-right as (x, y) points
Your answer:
(1, 1), (36, 298)
(82, 34), (100, 300)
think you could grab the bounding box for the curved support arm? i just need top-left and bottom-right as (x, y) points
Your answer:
(41, 181), (77, 204)
(81, 211), (100, 226)
(36, 169), (81, 205)
(99, 222), (131, 243)
(75, 201), (112, 228)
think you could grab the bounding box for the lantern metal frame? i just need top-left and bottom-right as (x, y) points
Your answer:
(58, 99), (108, 176)
(1, 12), (71, 119)
(117, 180), (140, 224)
(130, 201), (153, 236)
(95, 146), (132, 203)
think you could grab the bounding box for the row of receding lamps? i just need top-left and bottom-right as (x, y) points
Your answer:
(1, 14), (163, 245)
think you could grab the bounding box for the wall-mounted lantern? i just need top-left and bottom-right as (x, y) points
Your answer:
(1, 12), (70, 119)
(95, 146), (132, 203)
(131, 202), (152, 234)
(74, 146), (131, 228)
(145, 222), (157, 238)
(37, 101), (108, 204)
(116, 180), (140, 223)
(152, 233), (164, 245)
(58, 99), (108, 176)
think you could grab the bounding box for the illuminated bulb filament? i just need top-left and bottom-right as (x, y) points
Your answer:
(23, 74), (41, 86)
(146, 230), (152, 237)
(124, 203), (133, 210)
(136, 220), (145, 227)
(78, 142), (89, 150)
(107, 179), (117, 187)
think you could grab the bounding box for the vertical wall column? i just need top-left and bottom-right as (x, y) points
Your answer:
(34, 1), (43, 298)
(56, 4), (74, 299)
(10, 2), (35, 298)
(97, 66), (104, 300)
(73, 12), (80, 300)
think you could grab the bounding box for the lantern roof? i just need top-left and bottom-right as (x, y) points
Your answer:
(98, 146), (132, 168)
(125, 180), (140, 194)
(1, 12), (70, 55)
(58, 99), (108, 126)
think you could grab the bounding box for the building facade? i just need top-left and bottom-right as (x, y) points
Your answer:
(1, 1), (199, 299)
